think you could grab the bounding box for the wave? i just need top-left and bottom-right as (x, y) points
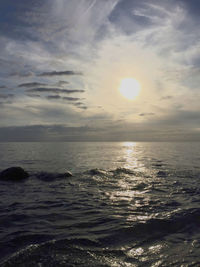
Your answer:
(32, 167), (141, 181)
(0, 238), (109, 267)
(2, 207), (200, 266)
(1, 165), (200, 266)
(99, 207), (200, 247)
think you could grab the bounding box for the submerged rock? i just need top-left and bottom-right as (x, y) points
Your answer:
(88, 168), (107, 176)
(65, 170), (73, 177)
(37, 170), (72, 181)
(157, 171), (167, 177)
(0, 167), (29, 181)
(114, 167), (134, 175)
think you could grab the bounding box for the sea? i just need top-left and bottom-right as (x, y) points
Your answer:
(0, 142), (200, 266)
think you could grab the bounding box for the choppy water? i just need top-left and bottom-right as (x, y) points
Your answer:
(0, 142), (200, 266)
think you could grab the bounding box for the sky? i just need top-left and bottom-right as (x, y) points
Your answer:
(0, 0), (200, 141)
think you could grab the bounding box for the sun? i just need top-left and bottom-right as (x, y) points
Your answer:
(119, 78), (140, 100)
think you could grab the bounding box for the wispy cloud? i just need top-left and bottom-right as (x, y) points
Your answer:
(47, 95), (83, 102)
(38, 70), (83, 77)
(26, 94), (41, 98)
(28, 88), (85, 94)
(9, 71), (33, 77)
(47, 95), (61, 99)
(18, 82), (48, 88)
(55, 81), (69, 86)
(62, 97), (81, 101)
(139, 113), (155, 117)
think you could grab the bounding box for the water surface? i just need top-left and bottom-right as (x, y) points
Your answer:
(0, 142), (200, 266)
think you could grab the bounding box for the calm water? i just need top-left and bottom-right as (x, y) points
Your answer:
(0, 142), (200, 266)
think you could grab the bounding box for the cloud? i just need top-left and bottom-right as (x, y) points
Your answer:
(73, 102), (87, 109)
(0, 120), (199, 141)
(0, 100), (13, 106)
(47, 95), (61, 99)
(38, 70), (83, 77)
(56, 81), (69, 86)
(76, 105), (87, 110)
(27, 87), (85, 94)
(26, 94), (41, 98)
(0, 125), (96, 141)
(72, 101), (85, 106)
(47, 95), (82, 101)
(62, 97), (81, 101)
(139, 113), (155, 116)
(18, 82), (48, 88)
(0, 94), (14, 99)
(9, 71), (33, 77)
(0, 85), (6, 89)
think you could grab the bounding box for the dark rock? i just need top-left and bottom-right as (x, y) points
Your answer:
(0, 167), (29, 181)
(65, 170), (73, 177)
(114, 168), (134, 175)
(37, 171), (72, 181)
(89, 168), (106, 176)
(157, 171), (167, 177)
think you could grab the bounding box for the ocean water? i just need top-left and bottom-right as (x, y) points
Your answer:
(0, 142), (200, 266)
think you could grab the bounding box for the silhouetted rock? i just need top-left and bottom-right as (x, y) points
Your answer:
(88, 168), (106, 176)
(0, 167), (29, 181)
(157, 171), (167, 177)
(37, 171), (72, 181)
(65, 170), (73, 177)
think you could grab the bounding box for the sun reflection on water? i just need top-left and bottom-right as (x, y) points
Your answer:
(105, 142), (153, 225)
(121, 142), (141, 170)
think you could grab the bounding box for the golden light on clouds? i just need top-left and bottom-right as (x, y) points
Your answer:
(119, 78), (141, 100)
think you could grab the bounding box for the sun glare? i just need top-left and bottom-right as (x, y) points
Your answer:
(119, 78), (140, 100)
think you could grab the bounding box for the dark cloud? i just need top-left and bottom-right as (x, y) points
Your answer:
(26, 94), (41, 98)
(46, 95), (88, 109)
(77, 106), (87, 110)
(0, 93), (14, 99)
(72, 101), (88, 110)
(0, 121), (199, 142)
(0, 85), (6, 89)
(38, 71), (83, 77)
(45, 94), (87, 108)
(47, 95), (83, 102)
(73, 101), (85, 106)
(139, 112), (155, 116)
(0, 125), (96, 142)
(0, 100), (13, 106)
(62, 97), (81, 101)
(18, 82), (47, 88)
(28, 87), (85, 94)
(10, 71), (33, 77)
(47, 95), (61, 99)
(155, 109), (200, 126)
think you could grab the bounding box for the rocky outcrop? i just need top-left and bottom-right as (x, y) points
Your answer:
(65, 170), (73, 177)
(0, 167), (29, 181)
(37, 171), (72, 181)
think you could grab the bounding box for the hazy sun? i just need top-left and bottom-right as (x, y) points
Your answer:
(119, 78), (140, 100)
